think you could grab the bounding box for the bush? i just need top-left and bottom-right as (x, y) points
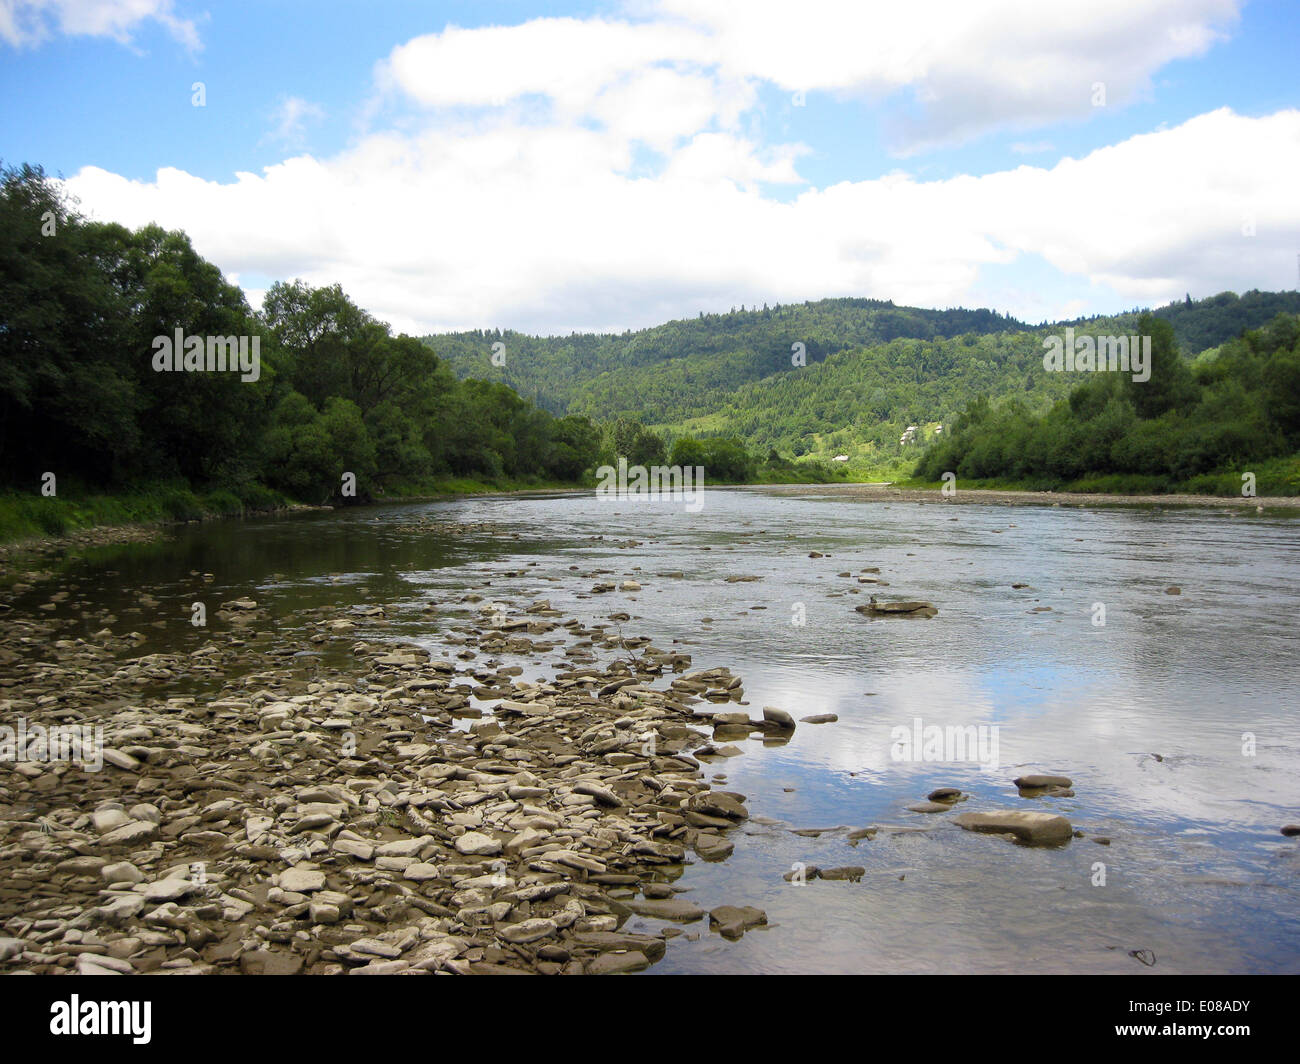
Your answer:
(159, 487), (203, 521)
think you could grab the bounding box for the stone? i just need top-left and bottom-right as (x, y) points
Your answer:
(953, 810), (1073, 845)
(762, 706), (795, 729)
(333, 839), (375, 860)
(101, 749), (141, 771)
(574, 782), (621, 807)
(279, 867), (326, 893)
(142, 877), (196, 902)
(348, 938), (403, 960)
(498, 918), (558, 944)
(455, 831), (502, 856)
(1014, 774), (1073, 789)
(708, 905), (766, 939)
(626, 898), (705, 922)
(907, 802), (953, 814)
(239, 950), (303, 975)
(800, 713), (838, 724)
(77, 953), (134, 975)
(572, 931), (666, 960)
(99, 819), (158, 846)
(856, 599), (937, 617)
(92, 808), (132, 833)
(586, 950), (649, 974)
(310, 902), (341, 924)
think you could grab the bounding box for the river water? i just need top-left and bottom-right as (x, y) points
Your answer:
(14, 486), (1300, 973)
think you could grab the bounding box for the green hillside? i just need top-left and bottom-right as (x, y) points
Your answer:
(426, 291), (1300, 475)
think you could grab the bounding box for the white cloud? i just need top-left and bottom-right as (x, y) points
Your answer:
(661, 0), (1240, 152)
(264, 96), (325, 150)
(0, 0), (200, 50)
(62, 107), (1300, 336)
(374, 1), (1241, 153)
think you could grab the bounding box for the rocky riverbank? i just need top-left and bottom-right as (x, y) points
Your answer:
(0, 585), (773, 975)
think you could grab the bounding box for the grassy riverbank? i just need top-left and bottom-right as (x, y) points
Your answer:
(0, 475), (581, 547)
(895, 453), (1300, 498)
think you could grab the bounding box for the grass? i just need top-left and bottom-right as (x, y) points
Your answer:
(0, 481), (294, 545)
(897, 454), (1300, 497)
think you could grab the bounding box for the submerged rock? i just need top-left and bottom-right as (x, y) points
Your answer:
(856, 599), (937, 618)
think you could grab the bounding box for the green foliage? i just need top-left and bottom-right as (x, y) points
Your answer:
(917, 312), (1300, 493)
(669, 435), (756, 482)
(0, 164), (606, 511)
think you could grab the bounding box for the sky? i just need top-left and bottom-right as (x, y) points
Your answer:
(1, 0), (1298, 335)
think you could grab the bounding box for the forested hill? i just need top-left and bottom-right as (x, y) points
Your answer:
(425, 299), (1024, 421)
(1060, 290), (1300, 354)
(425, 289), (1300, 470)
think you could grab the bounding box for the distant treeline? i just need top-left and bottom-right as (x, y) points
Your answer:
(0, 163), (613, 505)
(914, 313), (1300, 493)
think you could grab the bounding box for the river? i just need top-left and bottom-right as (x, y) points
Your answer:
(8, 485), (1300, 973)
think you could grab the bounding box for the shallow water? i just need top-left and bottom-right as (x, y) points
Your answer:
(13, 487), (1300, 973)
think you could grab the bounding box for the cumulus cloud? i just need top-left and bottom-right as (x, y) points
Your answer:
(62, 107), (1300, 335)
(0, 0), (200, 50)
(374, 1), (1241, 153)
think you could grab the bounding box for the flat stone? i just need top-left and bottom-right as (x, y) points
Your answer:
(99, 820), (158, 846)
(819, 866), (866, 881)
(800, 713), (838, 724)
(348, 937), (403, 959)
(626, 898), (705, 922)
(101, 749), (141, 771)
(953, 810), (1073, 845)
(279, 868), (326, 893)
(76, 953), (134, 975)
(375, 838), (428, 857)
(142, 877), (195, 902)
(571, 931), (666, 960)
(1014, 774), (1073, 789)
(455, 831), (502, 856)
(708, 905), (767, 940)
(498, 918), (558, 944)
(585, 950), (649, 974)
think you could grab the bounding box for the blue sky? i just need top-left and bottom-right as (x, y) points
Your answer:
(2, 1), (1298, 333)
